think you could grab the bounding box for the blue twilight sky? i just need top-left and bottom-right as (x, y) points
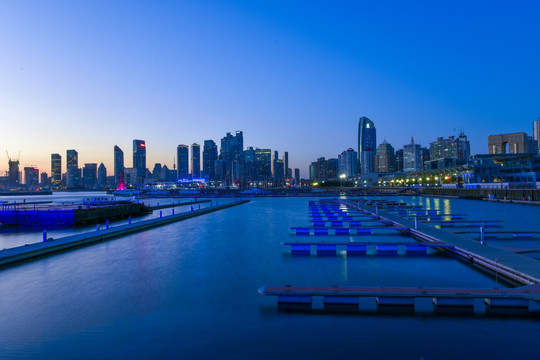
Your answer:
(1, 1), (539, 177)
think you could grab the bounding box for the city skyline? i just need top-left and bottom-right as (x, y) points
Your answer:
(1, 2), (539, 175)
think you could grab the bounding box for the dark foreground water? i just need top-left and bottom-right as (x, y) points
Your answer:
(1, 195), (539, 359)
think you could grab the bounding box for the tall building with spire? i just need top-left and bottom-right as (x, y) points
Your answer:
(358, 116), (377, 174)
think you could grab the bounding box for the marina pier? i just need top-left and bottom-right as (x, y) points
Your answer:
(0, 199), (249, 267)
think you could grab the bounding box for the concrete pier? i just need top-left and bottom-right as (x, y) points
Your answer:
(0, 200), (249, 268)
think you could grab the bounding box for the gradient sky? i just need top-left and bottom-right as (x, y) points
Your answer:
(1, 1), (539, 178)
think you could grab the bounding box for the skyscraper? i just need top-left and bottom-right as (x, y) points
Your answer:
(202, 140), (218, 180)
(177, 145), (189, 180)
(114, 145), (124, 187)
(375, 141), (395, 173)
(272, 151), (284, 186)
(191, 143), (201, 179)
(51, 153), (62, 188)
(24, 167), (39, 187)
(82, 163), (98, 188)
(403, 137), (423, 172)
(283, 151), (289, 181)
(66, 149), (80, 188)
(220, 131), (244, 183)
(254, 148), (272, 184)
(533, 118), (540, 153)
(338, 148), (359, 177)
(358, 116), (377, 174)
(97, 163), (107, 186)
(133, 140), (146, 185)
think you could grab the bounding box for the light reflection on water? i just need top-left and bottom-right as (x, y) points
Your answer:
(0, 195), (539, 359)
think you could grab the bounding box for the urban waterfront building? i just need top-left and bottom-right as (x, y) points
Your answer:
(283, 151), (289, 181)
(294, 168), (300, 185)
(394, 149), (404, 172)
(40, 172), (48, 187)
(177, 145), (189, 180)
(66, 149), (80, 188)
(82, 163), (98, 188)
(8, 158), (20, 188)
(403, 137), (423, 172)
(243, 147), (256, 184)
(123, 167), (137, 188)
(254, 148), (272, 184)
(358, 116), (377, 174)
(202, 140), (218, 180)
(191, 143), (201, 179)
(533, 118), (540, 153)
(309, 157), (338, 182)
(97, 163), (107, 186)
(24, 167), (39, 187)
(488, 132), (535, 154)
(375, 141), (395, 173)
(133, 140), (146, 185)
(338, 148), (359, 178)
(51, 153), (62, 188)
(272, 151), (284, 186)
(114, 145), (124, 187)
(152, 163), (163, 181)
(426, 133), (470, 170)
(220, 131), (244, 183)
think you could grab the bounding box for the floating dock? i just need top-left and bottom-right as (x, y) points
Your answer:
(261, 198), (540, 317)
(0, 200), (249, 267)
(258, 284), (540, 315)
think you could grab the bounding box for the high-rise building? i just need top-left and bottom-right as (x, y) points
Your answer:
(82, 163), (98, 188)
(220, 131), (244, 183)
(283, 151), (289, 180)
(254, 148), (272, 183)
(338, 148), (359, 178)
(375, 141), (395, 173)
(244, 147), (256, 183)
(310, 157), (339, 182)
(66, 149), (80, 188)
(24, 167), (39, 187)
(294, 168), (300, 185)
(51, 153), (62, 188)
(177, 145), (189, 180)
(114, 145), (124, 187)
(191, 143), (201, 179)
(152, 163), (163, 181)
(533, 118), (540, 153)
(202, 140), (218, 180)
(403, 137), (423, 172)
(97, 163), (107, 186)
(358, 116), (377, 174)
(8, 158), (20, 188)
(395, 149), (404, 172)
(272, 151), (284, 186)
(133, 140), (146, 185)
(429, 134), (470, 161)
(40, 172), (48, 187)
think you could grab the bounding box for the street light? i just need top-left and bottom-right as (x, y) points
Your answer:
(339, 174), (346, 190)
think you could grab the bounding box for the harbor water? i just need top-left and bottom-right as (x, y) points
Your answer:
(1, 193), (539, 359)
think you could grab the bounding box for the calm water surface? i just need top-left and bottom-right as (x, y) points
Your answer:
(0, 195), (539, 359)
